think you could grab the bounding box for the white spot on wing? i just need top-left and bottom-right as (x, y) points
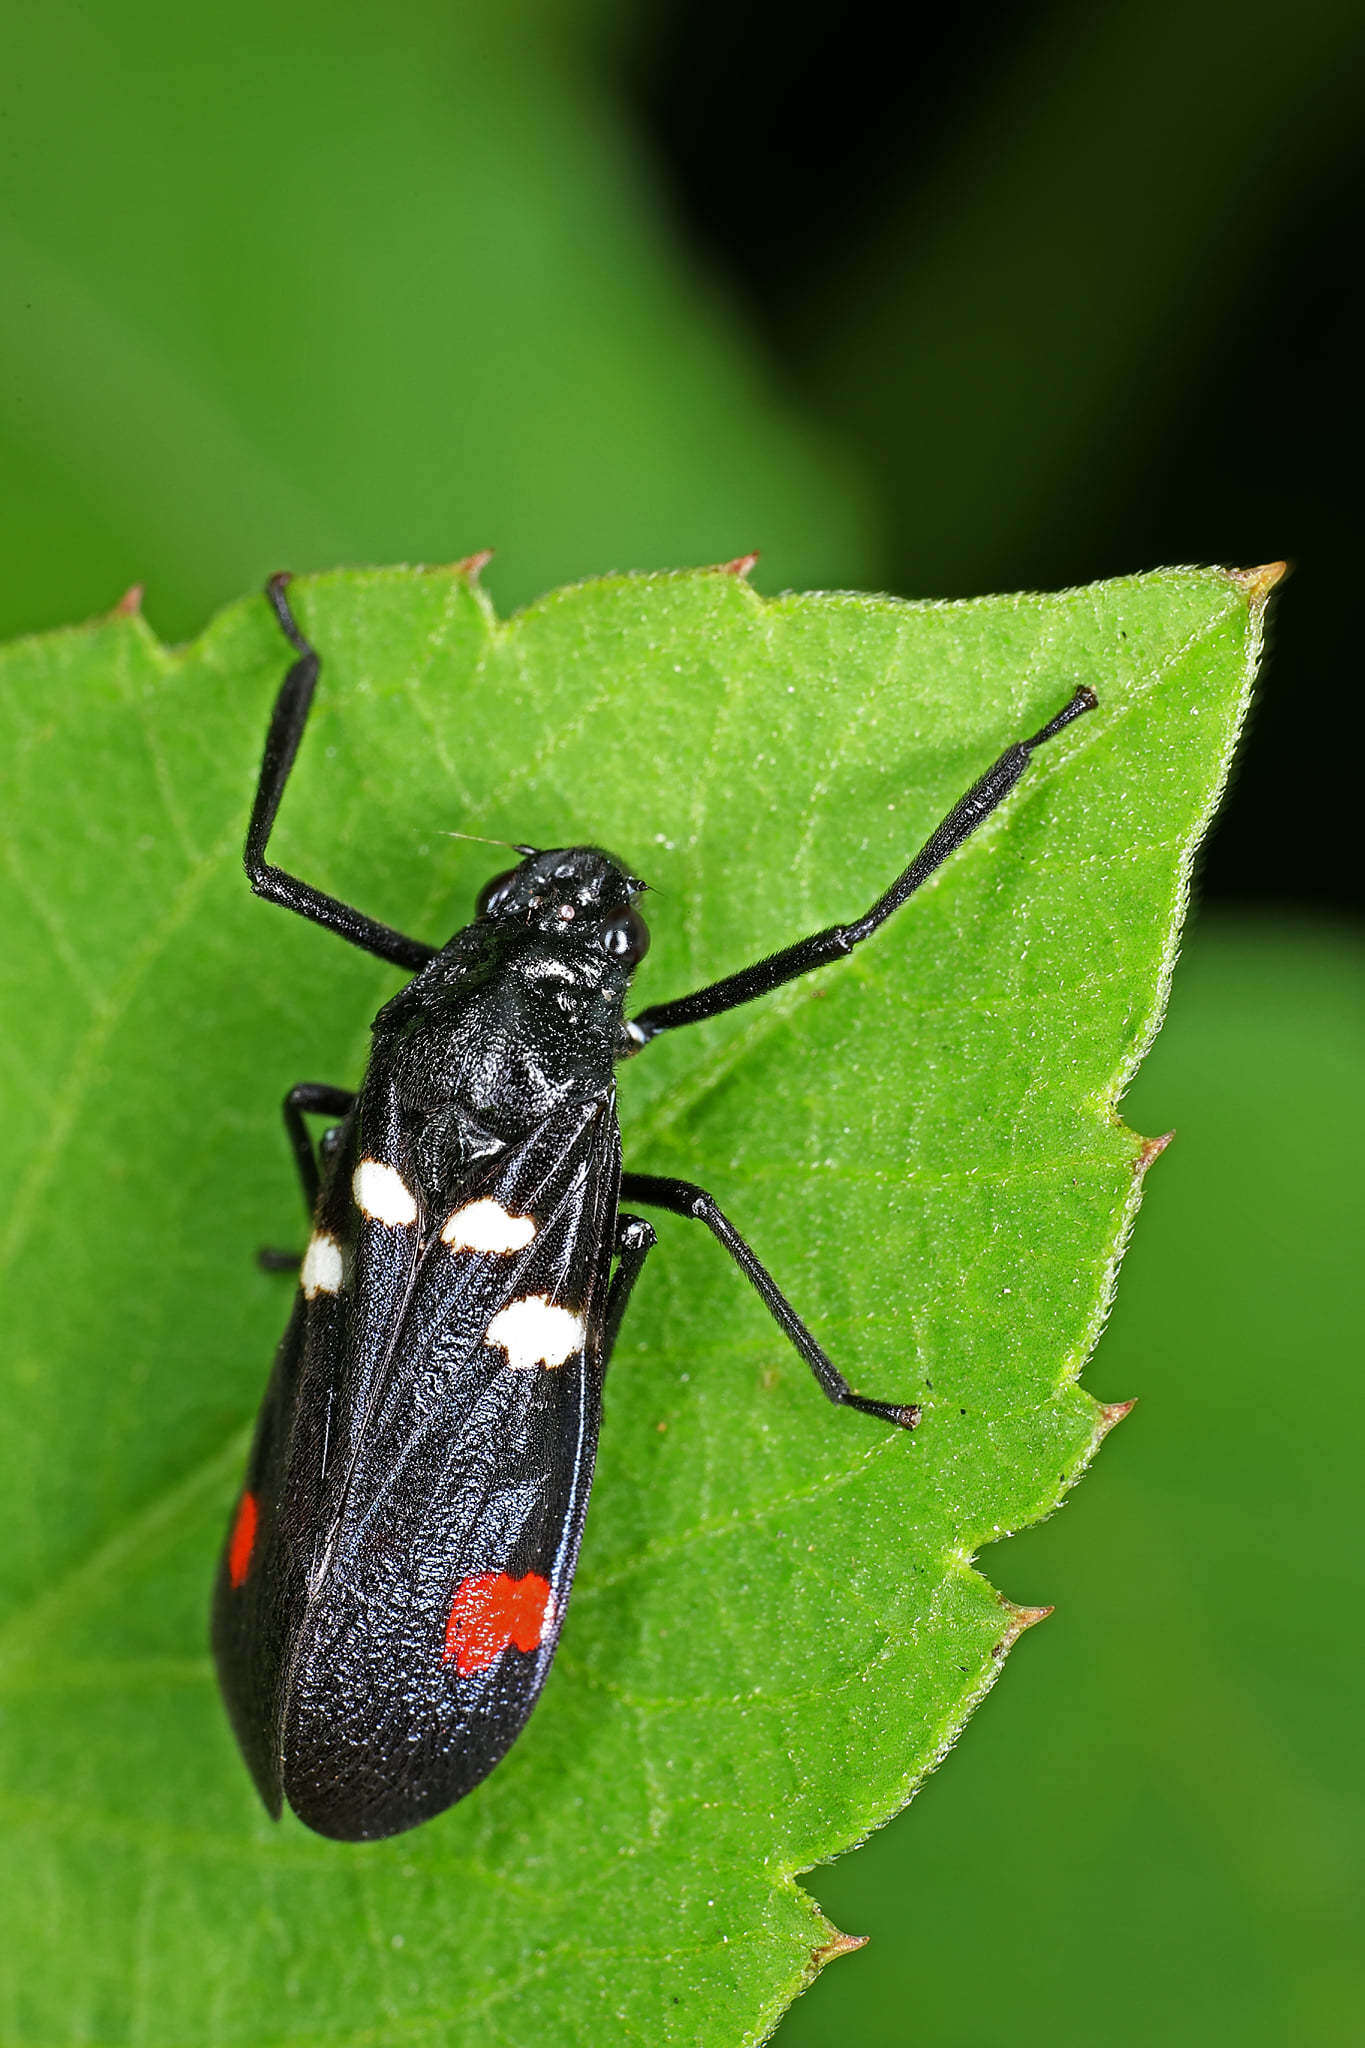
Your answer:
(352, 1158), (418, 1227)
(486, 1296), (585, 1371)
(300, 1230), (344, 1298)
(441, 1198), (537, 1255)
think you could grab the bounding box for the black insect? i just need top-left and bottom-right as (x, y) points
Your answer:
(211, 571), (1096, 1841)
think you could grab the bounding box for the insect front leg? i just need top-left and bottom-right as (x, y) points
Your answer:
(619, 1173), (919, 1430)
(246, 575), (438, 972)
(624, 686), (1097, 1044)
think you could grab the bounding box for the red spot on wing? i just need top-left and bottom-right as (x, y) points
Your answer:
(444, 1572), (553, 1676)
(228, 1491), (258, 1588)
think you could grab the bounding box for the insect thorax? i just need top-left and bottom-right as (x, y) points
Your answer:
(363, 921), (628, 1195)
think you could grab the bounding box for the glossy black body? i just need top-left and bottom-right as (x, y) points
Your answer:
(212, 572), (1096, 1841)
(213, 854), (637, 1839)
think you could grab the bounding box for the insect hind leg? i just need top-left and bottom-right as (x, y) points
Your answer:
(619, 1174), (920, 1430)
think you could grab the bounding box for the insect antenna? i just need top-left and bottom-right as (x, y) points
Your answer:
(441, 830), (540, 857)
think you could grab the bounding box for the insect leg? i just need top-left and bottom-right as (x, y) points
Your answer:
(256, 1247), (304, 1273)
(619, 1174), (919, 1429)
(625, 687), (1097, 1044)
(246, 575), (438, 972)
(256, 1082), (357, 1273)
(602, 1214), (657, 1367)
(281, 1082), (357, 1215)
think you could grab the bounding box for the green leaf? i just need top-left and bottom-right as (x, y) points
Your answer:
(0, 0), (875, 643)
(0, 561), (1265, 2045)
(777, 912), (1365, 2045)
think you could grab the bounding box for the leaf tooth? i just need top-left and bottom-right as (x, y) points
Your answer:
(1134, 1128), (1175, 1175)
(713, 550), (760, 578)
(111, 584), (144, 617)
(994, 1599), (1055, 1656)
(1095, 1397), (1138, 1438)
(809, 1928), (869, 1970)
(453, 548), (495, 581)
(1226, 560), (1288, 602)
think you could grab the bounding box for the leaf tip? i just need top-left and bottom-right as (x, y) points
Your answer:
(714, 551), (760, 578)
(810, 1929), (869, 1970)
(1227, 561), (1288, 603)
(112, 583), (144, 618)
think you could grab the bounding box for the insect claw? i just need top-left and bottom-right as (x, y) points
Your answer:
(845, 1394), (921, 1429)
(264, 572), (312, 656)
(1025, 686), (1098, 750)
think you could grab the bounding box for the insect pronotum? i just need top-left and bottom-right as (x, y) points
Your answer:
(211, 573), (1097, 1840)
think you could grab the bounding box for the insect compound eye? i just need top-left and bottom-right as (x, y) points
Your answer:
(600, 905), (650, 966)
(476, 867), (520, 918)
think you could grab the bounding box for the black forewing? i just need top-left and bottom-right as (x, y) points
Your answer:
(211, 1089), (621, 1841)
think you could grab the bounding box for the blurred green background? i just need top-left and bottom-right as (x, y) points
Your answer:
(3, 0), (1361, 2040)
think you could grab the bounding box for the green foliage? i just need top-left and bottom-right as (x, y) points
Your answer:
(0, 0), (873, 646)
(797, 0), (1365, 599)
(781, 915), (1365, 2045)
(0, 562), (1260, 2043)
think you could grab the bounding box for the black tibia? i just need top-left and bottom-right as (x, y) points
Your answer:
(620, 1173), (920, 1430)
(626, 685), (1098, 1044)
(246, 575), (437, 973)
(281, 1082), (356, 1214)
(602, 1214), (657, 1366)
